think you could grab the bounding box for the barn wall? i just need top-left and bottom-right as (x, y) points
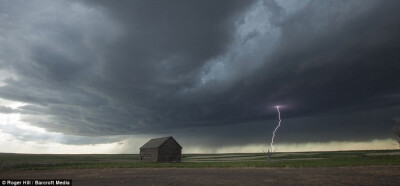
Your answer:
(157, 138), (182, 162)
(140, 148), (158, 162)
(157, 148), (181, 162)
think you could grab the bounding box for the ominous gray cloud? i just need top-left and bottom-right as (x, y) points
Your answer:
(0, 0), (399, 146)
(0, 121), (123, 145)
(0, 106), (15, 114)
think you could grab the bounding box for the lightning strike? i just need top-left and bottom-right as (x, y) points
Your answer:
(270, 105), (282, 152)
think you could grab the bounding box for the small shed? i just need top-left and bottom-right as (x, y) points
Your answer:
(139, 136), (182, 162)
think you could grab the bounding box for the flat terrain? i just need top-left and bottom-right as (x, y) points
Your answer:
(1, 150), (400, 185)
(2, 166), (400, 185)
(1, 150), (400, 170)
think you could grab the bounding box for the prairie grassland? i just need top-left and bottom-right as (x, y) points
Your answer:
(1, 150), (399, 170)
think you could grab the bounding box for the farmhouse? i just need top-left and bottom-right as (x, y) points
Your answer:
(139, 136), (182, 162)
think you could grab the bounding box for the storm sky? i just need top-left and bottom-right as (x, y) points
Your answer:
(0, 0), (399, 153)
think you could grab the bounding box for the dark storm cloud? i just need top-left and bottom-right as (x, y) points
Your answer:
(229, 0), (400, 119)
(0, 0), (399, 145)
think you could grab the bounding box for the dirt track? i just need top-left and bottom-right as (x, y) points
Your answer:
(1, 166), (400, 185)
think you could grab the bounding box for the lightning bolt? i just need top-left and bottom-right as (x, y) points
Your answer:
(270, 105), (282, 152)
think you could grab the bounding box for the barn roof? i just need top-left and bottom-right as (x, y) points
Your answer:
(140, 136), (182, 149)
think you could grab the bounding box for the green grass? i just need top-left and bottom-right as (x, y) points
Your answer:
(1, 150), (399, 170)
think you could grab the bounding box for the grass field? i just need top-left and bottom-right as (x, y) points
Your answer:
(1, 150), (399, 170)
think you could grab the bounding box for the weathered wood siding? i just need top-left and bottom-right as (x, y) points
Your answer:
(157, 138), (182, 162)
(139, 136), (182, 162)
(139, 148), (158, 162)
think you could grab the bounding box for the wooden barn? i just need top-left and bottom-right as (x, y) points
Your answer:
(139, 136), (182, 162)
